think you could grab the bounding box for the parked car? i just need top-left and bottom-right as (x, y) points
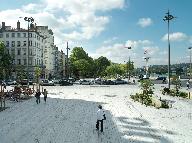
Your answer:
(41, 79), (55, 86)
(19, 79), (33, 85)
(60, 80), (73, 86)
(103, 80), (115, 85)
(156, 77), (166, 80)
(5, 80), (17, 85)
(113, 79), (127, 84)
(0, 80), (6, 86)
(94, 78), (103, 85)
(79, 79), (93, 85)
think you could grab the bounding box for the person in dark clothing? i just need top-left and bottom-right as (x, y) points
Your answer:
(35, 89), (41, 104)
(96, 105), (106, 132)
(43, 89), (47, 103)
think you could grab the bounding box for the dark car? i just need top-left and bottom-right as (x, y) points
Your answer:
(0, 80), (6, 86)
(156, 77), (166, 80)
(103, 80), (115, 85)
(20, 79), (33, 85)
(113, 79), (127, 84)
(60, 80), (73, 86)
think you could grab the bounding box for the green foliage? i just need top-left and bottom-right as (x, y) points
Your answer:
(35, 66), (42, 83)
(161, 100), (169, 108)
(15, 65), (27, 81)
(0, 42), (13, 79)
(131, 79), (154, 106)
(94, 56), (111, 77)
(105, 63), (124, 78)
(69, 47), (95, 78)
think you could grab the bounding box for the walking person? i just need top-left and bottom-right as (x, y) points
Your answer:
(35, 89), (41, 104)
(43, 89), (47, 103)
(186, 80), (190, 89)
(96, 105), (106, 132)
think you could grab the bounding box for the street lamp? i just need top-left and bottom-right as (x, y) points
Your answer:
(125, 46), (131, 82)
(163, 10), (175, 89)
(144, 57), (150, 77)
(66, 42), (70, 80)
(23, 17), (34, 87)
(188, 47), (192, 80)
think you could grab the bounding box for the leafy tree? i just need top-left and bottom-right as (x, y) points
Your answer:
(105, 64), (124, 78)
(0, 42), (13, 80)
(35, 66), (42, 84)
(69, 47), (94, 78)
(94, 56), (111, 77)
(15, 65), (27, 81)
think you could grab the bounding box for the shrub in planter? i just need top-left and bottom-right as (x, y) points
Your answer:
(161, 100), (169, 108)
(178, 92), (188, 98)
(162, 87), (170, 95)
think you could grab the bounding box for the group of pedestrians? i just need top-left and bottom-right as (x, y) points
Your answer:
(35, 89), (47, 104)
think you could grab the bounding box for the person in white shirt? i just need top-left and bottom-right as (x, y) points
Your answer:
(96, 105), (106, 132)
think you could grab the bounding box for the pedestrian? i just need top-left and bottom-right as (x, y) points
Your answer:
(43, 89), (47, 103)
(186, 80), (190, 89)
(35, 89), (41, 104)
(96, 105), (106, 132)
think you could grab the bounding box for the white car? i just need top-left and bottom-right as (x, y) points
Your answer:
(41, 79), (55, 86)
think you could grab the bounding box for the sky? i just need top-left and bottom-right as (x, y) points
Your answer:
(0, 0), (192, 67)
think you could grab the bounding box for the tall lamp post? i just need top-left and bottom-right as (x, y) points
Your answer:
(125, 46), (131, 82)
(163, 10), (175, 89)
(144, 57), (150, 77)
(24, 17), (34, 87)
(188, 47), (192, 80)
(66, 42), (70, 80)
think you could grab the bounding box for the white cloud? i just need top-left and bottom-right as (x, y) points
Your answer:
(137, 18), (153, 28)
(0, 0), (126, 49)
(103, 37), (118, 44)
(90, 39), (159, 67)
(162, 32), (188, 41)
(125, 40), (152, 49)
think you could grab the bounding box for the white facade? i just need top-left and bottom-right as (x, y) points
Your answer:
(36, 26), (55, 78)
(0, 21), (44, 79)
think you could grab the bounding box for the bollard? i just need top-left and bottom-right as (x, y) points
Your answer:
(33, 84), (34, 93)
(189, 92), (191, 99)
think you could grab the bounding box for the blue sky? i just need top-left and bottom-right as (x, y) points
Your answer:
(0, 0), (192, 67)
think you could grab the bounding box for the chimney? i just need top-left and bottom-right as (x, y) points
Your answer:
(17, 20), (20, 29)
(2, 22), (5, 30)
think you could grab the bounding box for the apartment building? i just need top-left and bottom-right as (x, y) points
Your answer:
(0, 21), (44, 79)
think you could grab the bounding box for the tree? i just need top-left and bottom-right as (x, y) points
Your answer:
(105, 64), (124, 78)
(94, 56), (111, 77)
(35, 66), (42, 84)
(0, 42), (13, 80)
(69, 47), (95, 78)
(15, 65), (26, 81)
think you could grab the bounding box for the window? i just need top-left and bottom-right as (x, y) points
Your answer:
(23, 49), (26, 55)
(6, 41), (9, 47)
(17, 49), (21, 55)
(23, 59), (27, 65)
(23, 33), (26, 37)
(17, 59), (21, 65)
(0, 33), (3, 38)
(29, 33), (32, 38)
(17, 41), (21, 47)
(12, 41), (15, 47)
(23, 41), (27, 46)
(12, 33), (15, 37)
(6, 33), (9, 38)
(29, 41), (32, 46)
(11, 49), (15, 56)
(17, 33), (20, 38)
(29, 49), (32, 55)
(29, 59), (32, 65)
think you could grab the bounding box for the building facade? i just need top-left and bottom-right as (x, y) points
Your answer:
(0, 21), (66, 80)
